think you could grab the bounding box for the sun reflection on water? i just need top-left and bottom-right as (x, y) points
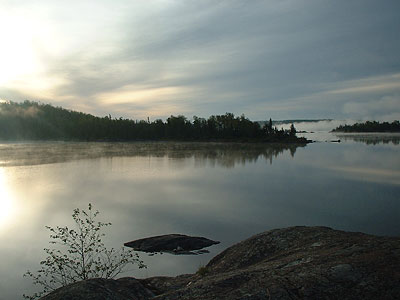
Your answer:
(0, 168), (15, 228)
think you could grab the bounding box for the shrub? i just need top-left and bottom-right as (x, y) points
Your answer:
(23, 203), (145, 299)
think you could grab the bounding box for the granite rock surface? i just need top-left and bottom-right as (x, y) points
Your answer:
(40, 226), (400, 300)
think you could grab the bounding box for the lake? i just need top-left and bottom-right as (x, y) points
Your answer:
(1, 133), (400, 299)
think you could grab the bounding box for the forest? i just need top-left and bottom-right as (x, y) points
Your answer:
(332, 120), (400, 133)
(0, 101), (305, 142)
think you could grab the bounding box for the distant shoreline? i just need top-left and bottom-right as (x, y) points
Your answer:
(1, 101), (307, 143)
(332, 120), (400, 133)
(0, 137), (311, 144)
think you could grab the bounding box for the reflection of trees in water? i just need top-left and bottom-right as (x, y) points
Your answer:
(190, 146), (298, 168)
(334, 134), (400, 145)
(0, 142), (304, 168)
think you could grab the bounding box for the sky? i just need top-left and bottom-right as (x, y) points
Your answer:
(0, 0), (399, 121)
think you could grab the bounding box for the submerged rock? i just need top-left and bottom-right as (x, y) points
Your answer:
(40, 226), (400, 299)
(124, 234), (220, 255)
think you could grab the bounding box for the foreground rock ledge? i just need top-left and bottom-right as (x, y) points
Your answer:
(40, 226), (400, 300)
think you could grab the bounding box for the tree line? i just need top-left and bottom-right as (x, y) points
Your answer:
(332, 120), (400, 133)
(0, 101), (304, 142)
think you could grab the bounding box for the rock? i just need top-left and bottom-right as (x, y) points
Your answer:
(124, 234), (220, 255)
(40, 226), (400, 300)
(40, 277), (154, 300)
(150, 226), (400, 299)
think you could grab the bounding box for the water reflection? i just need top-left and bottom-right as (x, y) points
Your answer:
(0, 168), (15, 228)
(333, 133), (400, 145)
(0, 141), (399, 300)
(0, 142), (304, 168)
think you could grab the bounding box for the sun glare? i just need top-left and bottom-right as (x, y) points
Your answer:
(0, 168), (14, 228)
(0, 14), (41, 85)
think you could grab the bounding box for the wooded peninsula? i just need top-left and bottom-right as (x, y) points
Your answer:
(0, 101), (306, 142)
(332, 120), (400, 133)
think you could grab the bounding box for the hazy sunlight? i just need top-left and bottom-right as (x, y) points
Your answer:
(0, 168), (14, 228)
(0, 14), (41, 85)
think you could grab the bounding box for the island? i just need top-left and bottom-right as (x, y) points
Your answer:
(332, 120), (400, 132)
(0, 101), (307, 143)
(39, 226), (400, 300)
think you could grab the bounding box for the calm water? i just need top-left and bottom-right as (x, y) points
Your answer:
(0, 135), (400, 299)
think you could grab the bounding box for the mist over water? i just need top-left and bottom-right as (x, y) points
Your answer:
(277, 119), (353, 132)
(0, 138), (399, 300)
(279, 120), (400, 144)
(0, 142), (301, 167)
(333, 133), (400, 145)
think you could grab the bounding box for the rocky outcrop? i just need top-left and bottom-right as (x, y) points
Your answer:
(124, 234), (220, 255)
(40, 226), (400, 300)
(40, 278), (154, 300)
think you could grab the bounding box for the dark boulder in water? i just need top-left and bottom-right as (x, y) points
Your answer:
(124, 234), (220, 255)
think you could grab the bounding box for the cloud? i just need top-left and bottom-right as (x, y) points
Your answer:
(249, 73), (400, 120)
(1, 1), (400, 120)
(324, 73), (400, 95)
(343, 95), (400, 120)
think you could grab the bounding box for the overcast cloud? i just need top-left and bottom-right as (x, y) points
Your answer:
(0, 0), (399, 120)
